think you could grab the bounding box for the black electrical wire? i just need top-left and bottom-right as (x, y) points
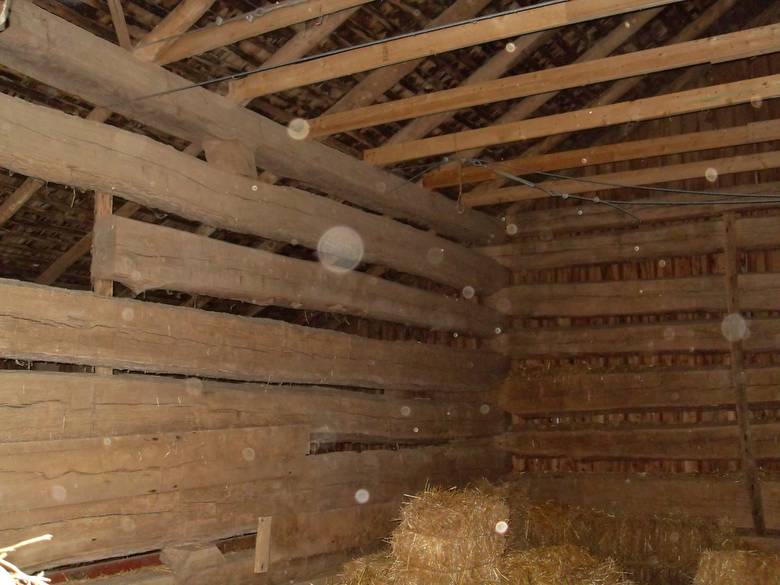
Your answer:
(112, 0), (567, 106)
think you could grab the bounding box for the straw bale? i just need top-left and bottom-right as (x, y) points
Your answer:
(693, 550), (780, 585)
(499, 545), (633, 585)
(390, 486), (509, 585)
(339, 551), (394, 585)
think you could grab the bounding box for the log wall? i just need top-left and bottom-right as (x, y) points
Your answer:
(482, 52), (780, 537)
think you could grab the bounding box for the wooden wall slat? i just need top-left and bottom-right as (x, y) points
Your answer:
(0, 371), (506, 444)
(0, 279), (509, 391)
(92, 216), (505, 337)
(499, 421), (780, 461)
(498, 365), (780, 415)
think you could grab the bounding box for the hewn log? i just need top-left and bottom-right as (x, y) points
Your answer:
(490, 318), (780, 358)
(499, 365), (780, 415)
(91, 216), (506, 336)
(0, 371), (506, 444)
(0, 279), (509, 390)
(0, 0), (503, 244)
(0, 91), (507, 293)
(499, 422), (780, 461)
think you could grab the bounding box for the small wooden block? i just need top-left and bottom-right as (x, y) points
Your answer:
(254, 516), (272, 574)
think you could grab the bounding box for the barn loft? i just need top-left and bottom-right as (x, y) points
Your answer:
(0, 0), (779, 582)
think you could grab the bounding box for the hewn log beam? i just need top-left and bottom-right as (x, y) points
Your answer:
(0, 278), (509, 390)
(227, 0), (684, 100)
(312, 23), (780, 138)
(106, 0), (132, 49)
(0, 92), (508, 293)
(465, 149), (780, 207)
(425, 118), (780, 189)
(365, 73), (780, 165)
(92, 216), (506, 336)
(0, 0), (502, 244)
(151, 0), (373, 65)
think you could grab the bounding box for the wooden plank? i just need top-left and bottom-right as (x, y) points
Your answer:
(505, 182), (780, 237)
(498, 422), (780, 461)
(508, 473), (759, 529)
(2, 439), (506, 570)
(499, 365), (780, 415)
(364, 74), (780, 166)
(0, 425), (309, 514)
(480, 219), (725, 271)
(725, 212), (766, 533)
(0, 279), (509, 390)
(106, 0), (132, 49)
(312, 23), (780, 137)
(253, 517), (271, 574)
(132, 0), (217, 62)
(466, 149), (780, 207)
(0, 0), (503, 245)
(487, 276), (726, 317)
(227, 0), (684, 100)
(425, 118), (780, 189)
(0, 371), (506, 444)
(92, 216), (505, 336)
(0, 92), (507, 293)
(491, 318), (780, 358)
(153, 0), (373, 65)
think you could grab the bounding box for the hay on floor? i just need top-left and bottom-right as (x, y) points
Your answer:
(499, 545), (634, 585)
(693, 550), (780, 585)
(505, 493), (734, 584)
(389, 486), (509, 585)
(338, 551), (394, 585)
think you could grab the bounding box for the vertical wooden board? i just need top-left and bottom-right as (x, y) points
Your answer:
(254, 517), (271, 574)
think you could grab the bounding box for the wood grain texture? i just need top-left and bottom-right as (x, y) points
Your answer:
(0, 279), (509, 390)
(0, 0), (503, 244)
(0, 91), (507, 293)
(91, 216), (506, 336)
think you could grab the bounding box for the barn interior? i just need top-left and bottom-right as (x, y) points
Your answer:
(0, 0), (780, 583)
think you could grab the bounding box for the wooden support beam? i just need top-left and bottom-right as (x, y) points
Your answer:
(0, 371), (506, 445)
(424, 117), (780, 190)
(91, 216), (506, 336)
(253, 518), (271, 574)
(106, 0), (132, 49)
(92, 191), (114, 377)
(499, 365), (780, 415)
(227, 0), (684, 100)
(465, 149), (780, 207)
(499, 422), (780, 461)
(364, 73), (780, 165)
(312, 23), (780, 138)
(0, 278), (509, 390)
(0, 92), (507, 293)
(132, 0), (218, 62)
(724, 212), (766, 534)
(152, 0), (372, 65)
(0, 0), (503, 244)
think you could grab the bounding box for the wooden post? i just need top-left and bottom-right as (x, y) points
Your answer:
(93, 191), (114, 376)
(254, 516), (272, 574)
(724, 212), (766, 534)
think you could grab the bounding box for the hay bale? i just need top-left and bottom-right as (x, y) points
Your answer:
(506, 497), (734, 585)
(338, 551), (394, 585)
(693, 550), (780, 585)
(499, 545), (634, 585)
(390, 486), (509, 585)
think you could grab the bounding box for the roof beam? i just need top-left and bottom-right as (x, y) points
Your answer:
(312, 23), (780, 138)
(0, 0), (503, 244)
(132, 0), (218, 62)
(150, 0), (373, 65)
(227, 0), (685, 101)
(464, 149), (780, 207)
(425, 118), (780, 189)
(106, 0), (132, 49)
(364, 73), (780, 166)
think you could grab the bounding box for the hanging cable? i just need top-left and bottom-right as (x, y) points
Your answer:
(111, 0), (567, 106)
